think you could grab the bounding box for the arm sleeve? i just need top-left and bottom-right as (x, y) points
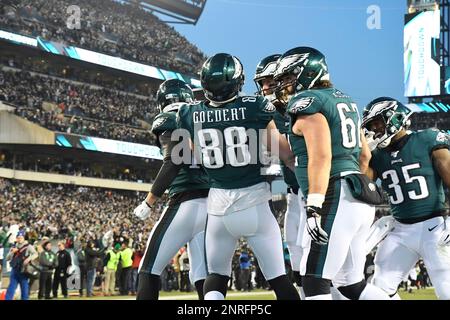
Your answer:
(150, 130), (185, 197)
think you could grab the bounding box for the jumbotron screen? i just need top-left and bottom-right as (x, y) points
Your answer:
(404, 9), (441, 97)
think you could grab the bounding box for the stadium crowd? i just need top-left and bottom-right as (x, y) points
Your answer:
(410, 112), (450, 131)
(0, 178), (273, 299)
(0, 178), (160, 247)
(0, 0), (206, 76)
(0, 178), (166, 298)
(0, 68), (156, 144)
(0, 157), (154, 184)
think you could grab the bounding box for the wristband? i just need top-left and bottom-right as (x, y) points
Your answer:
(307, 193), (325, 208)
(144, 200), (152, 208)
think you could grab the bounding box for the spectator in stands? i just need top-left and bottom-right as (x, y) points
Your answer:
(1, 68), (156, 144)
(103, 243), (121, 296)
(52, 241), (71, 298)
(5, 230), (38, 300)
(5, 218), (19, 248)
(0, 179), (160, 258)
(38, 240), (58, 300)
(119, 241), (133, 295)
(0, 0), (207, 75)
(85, 239), (105, 297)
(0, 228), (5, 281)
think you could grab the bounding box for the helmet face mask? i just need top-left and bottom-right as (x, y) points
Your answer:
(255, 76), (281, 107)
(256, 77), (278, 96)
(362, 98), (413, 149)
(254, 54), (281, 96)
(274, 73), (297, 106)
(364, 115), (394, 149)
(156, 79), (194, 113)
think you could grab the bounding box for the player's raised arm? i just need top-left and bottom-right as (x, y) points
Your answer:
(292, 112), (332, 196)
(265, 119), (295, 171)
(134, 81), (195, 221)
(134, 136), (186, 220)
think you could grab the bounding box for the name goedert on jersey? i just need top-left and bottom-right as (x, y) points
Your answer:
(193, 107), (247, 124)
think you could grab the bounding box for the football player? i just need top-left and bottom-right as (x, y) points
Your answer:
(254, 54), (307, 298)
(177, 53), (300, 300)
(362, 97), (450, 299)
(274, 46), (390, 300)
(133, 79), (209, 300)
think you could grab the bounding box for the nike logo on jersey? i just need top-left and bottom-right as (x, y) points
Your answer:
(428, 225), (439, 232)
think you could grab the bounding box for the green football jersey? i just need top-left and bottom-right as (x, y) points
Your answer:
(371, 129), (450, 221)
(151, 112), (210, 196)
(287, 88), (362, 194)
(273, 111), (299, 188)
(177, 96), (275, 189)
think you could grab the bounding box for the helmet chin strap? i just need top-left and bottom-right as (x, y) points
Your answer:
(307, 69), (324, 89)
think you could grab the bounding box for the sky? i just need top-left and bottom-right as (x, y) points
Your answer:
(172, 0), (406, 109)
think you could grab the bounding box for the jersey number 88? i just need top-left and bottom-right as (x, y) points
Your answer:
(196, 127), (251, 169)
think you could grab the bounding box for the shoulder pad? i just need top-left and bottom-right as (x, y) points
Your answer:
(162, 102), (187, 113)
(288, 94), (316, 114)
(151, 112), (176, 135)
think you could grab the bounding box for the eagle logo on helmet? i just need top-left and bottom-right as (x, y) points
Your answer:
(232, 56), (243, 80)
(276, 53), (310, 77)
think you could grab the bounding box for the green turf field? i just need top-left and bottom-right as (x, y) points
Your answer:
(26, 287), (437, 300)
